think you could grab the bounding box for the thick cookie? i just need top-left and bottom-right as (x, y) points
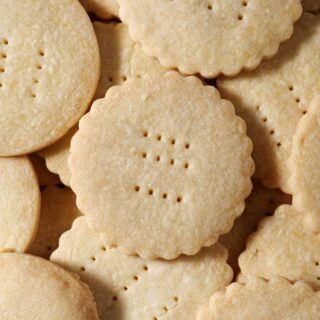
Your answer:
(0, 253), (99, 319)
(197, 276), (320, 320)
(0, 0), (99, 155)
(51, 217), (232, 320)
(0, 156), (40, 252)
(118, 0), (301, 77)
(69, 72), (254, 259)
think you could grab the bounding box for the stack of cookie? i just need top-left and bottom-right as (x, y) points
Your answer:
(1, 0), (320, 319)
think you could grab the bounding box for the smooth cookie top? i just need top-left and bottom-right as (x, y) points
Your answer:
(0, 156), (40, 252)
(290, 97), (320, 231)
(197, 276), (320, 320)
(238, 205), (320, 289)
(0, 253), (99, 320)
(0, 0), (99, 155)
(118, 0), (302, 78)
(69, 72), (254, 259)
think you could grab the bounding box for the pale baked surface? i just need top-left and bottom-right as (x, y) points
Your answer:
(93, 22), (168, 99)
(197, 276), (320, 320)
(303, 0), (320, 12)
(80, 0), (119, 19)
(118, 0), (302, 78)
(69, 72), (254, 259)
(29, 153), (60, 186)
(0, 156), (40, 252)
(219, 180), (291, 274)
(29, 186), (81, 259)
(218, 13), (320, 192)
(0, 0), (99, 155)
(239, 205), (320, 289)
(51, 217), (232, 320)
(39, 22), (167, 187)
(289, 97), (320, 231)
(0, 253), (99, 319)
(39, 126), (77, 186)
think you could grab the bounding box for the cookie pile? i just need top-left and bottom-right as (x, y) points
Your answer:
(1, 0), (320, 319)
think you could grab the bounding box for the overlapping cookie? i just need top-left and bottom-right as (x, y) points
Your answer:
(0, 253), (99, 319)
(0, 156), (40, 252)
(197, 276), (320, 319)
(218, 13), (320, 192)
(29, 153), (60, 187)
(238, 205), (320, 289)
(39, 22), (167, 186)
(118, 0), (302, 77)
(29, 186), (81, 259)
(220, 180), (291, 274)
(0, 0), (99, 156)
(289, 97), (320, 231)
(69, 72), (254, 259)
(51, 217), (232, 320)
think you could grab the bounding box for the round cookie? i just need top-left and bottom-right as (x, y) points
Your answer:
(39, 22), (167, 186)
(197, 276), (320, 320)
(118, 0), (302, 78)
(29, 186), (81, 259)
(0, 156), (40, 252)
(0, 0), (99, 155)
(218, 13), (320, 192)
(80, 0), (119, 20)
(69, 72), (254, 259)
(0, 253), (98, 319)
(238, 205), (320, 289)
(51, 217), (233, 320)
(303, 0), (320, 12)
(219, 180), (291, 274)
(29, 153), (61, 186)
(289, 97), (320, 231)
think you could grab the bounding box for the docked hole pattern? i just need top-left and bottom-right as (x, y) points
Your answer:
(80, 243), (180, 317)
(30, 48), (45, 99)
(255, 105), (282, 148)
(134, 130), (192, 204)
(288, 84), (307, 115)
(0, 38), (9, 89)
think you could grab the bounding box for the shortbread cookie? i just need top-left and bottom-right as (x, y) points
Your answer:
(29, 186), (81, 259)
(0, 0), (99, 156)
(197, 276), (320, 320)
(51, 217), (233, 320)
(80, 0), (119, 20)
(118, 0), (301, 78)
(218, 13), (320, 192)
(238, 205), (320, 289)
(220, 180), (291, 274)
(303, 0), (320, 12)
(0, 157), (40, 252)
(69, 72), (254, 259)
(39, 23), (167, 186)
(93, 22), (168, 99)
(0, 253), (98, 319)
(289, 97), (320, 231)
(39, 126), (77, 186)
(29, 153), (60, 186)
